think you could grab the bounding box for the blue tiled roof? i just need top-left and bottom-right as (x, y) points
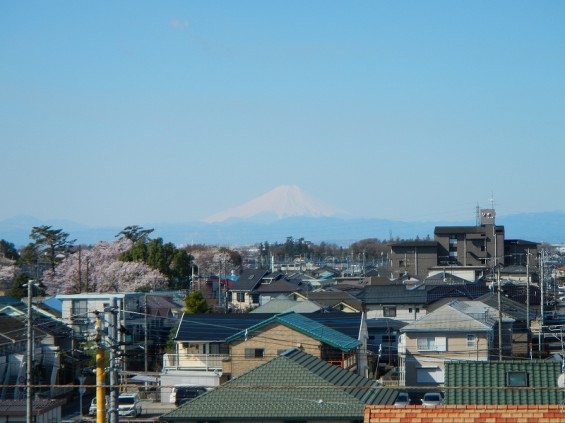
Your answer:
(225, 312), (360, 351)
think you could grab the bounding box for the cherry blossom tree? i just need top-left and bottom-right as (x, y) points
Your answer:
(42, 239), (167, 295)
(0, 260), (17, 292)
(187, 246), (241, 277)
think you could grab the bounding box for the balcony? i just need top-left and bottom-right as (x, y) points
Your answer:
(163, 353), (229, 371)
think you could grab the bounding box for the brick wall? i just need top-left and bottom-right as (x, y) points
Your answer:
(365, 405), (565, 423)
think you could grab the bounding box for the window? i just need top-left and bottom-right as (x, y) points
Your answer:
(383, 306), (397, 317)
(506, 371), (528, 387)
(245, 348), (265, 359)
(236, 292), (245, 303)
(417, 337), (447, 352)
(382, 335), (396, 343)
(466, 334), (477, 347)
(72, 300), (88, 317)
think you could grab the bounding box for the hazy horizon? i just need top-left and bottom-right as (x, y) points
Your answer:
(2, 1), (565, 228)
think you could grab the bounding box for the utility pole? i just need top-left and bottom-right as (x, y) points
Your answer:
(94, 311), (106, 423)
(493, 222), (503, 361)
(497, 265), (503, 361)
(26, 280), (34, 423)
(526, 249), (531, 331)
(539, 250), (545, 358)
(107, 299), (119, 423)
(144, 294), (148, 390)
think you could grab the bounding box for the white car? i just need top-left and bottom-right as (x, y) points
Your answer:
(118, 393), (142, 417)
(421, 392), (444, 407)
(88, 396), (109, 416)
(394, 392), (411, 407)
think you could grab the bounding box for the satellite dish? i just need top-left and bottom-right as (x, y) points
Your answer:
(557, 373), (565, 389)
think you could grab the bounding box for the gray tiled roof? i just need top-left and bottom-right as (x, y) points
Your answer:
(401, 300), (496, 333)
(356, 285), (428, 304)
(303, 291), (363, 311)
(232, 269), (270, 291)
(250, 296), (322, 314)
(160, 349), (396, 421)
(475, 292), (534, 322)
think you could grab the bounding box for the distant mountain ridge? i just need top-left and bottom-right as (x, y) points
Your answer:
(203, 185), (335, 223)
(2, 188), (564, 246)
(1, 211), (565, 248)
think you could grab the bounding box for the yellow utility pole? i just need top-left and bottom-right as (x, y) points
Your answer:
(95, 311), (106, 423)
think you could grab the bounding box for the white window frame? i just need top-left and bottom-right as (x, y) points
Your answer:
(417, 337), (447, 352)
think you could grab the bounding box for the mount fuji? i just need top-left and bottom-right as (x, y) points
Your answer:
(202, 185), (336, 223)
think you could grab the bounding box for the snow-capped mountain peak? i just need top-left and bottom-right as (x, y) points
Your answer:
(202, 185), (335, 223)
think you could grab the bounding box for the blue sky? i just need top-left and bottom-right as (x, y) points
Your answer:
(2, 1), (564, 228)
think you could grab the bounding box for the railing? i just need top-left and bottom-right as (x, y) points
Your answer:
(162, 353), (228, 371)
(380, 379), (400, 387)
(397, 343), (406, 354)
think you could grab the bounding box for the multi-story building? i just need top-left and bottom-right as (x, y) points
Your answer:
(56, 292), (179, 372)
(390, 209), (539, 282)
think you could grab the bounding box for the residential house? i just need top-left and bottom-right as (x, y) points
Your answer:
(397, 300), (514, 387)
(160, 348), (397, 423)
(443, 360), (563, 404)
(224, 312), (361, 377)
(475, 292), (536, 357)
(366, 318), (406, 372)
(226, 269), (280, 311)
(253, 276), (304, 306)
(356, 285), (429, 322)
(312, 265), (342, 280)
(0, 297), (74, 400)
(0, 398), (66, 423)
(162, 312), (369, 401)
(0, 314), (57, 400)
(292, 290), (363, 312)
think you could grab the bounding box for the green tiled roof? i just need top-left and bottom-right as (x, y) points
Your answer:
(444, 360), (563, 405)
(225, 312), (361, 351)
(160, 349), (396, 421)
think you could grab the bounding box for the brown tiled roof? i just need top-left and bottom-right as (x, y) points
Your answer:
(364, 405), (565, 423)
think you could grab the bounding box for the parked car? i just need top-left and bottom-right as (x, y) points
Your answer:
(170, 385), (210, 406)
(394, 392), (411, 407)
(88, 396), (109, 416)
(421, 392), (444, 407)
(118, 393), (142, 417)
